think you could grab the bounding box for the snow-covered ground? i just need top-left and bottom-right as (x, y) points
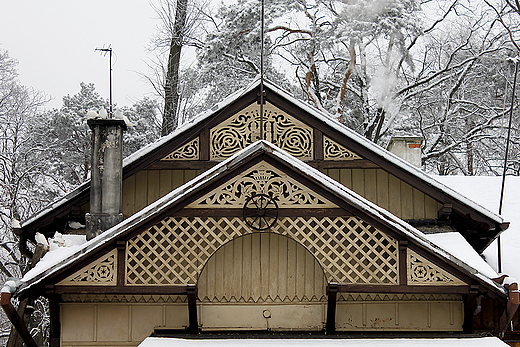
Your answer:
(435, 175), (520, 281)
(138, 337), (508, 346)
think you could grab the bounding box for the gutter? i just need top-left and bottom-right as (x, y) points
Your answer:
(1, 281), (38, 347)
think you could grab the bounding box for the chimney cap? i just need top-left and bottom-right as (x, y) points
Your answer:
(87, 118), (127, 131)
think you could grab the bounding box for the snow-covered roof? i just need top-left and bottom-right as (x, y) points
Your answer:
(21, 77), (504, 236)
(138, 337), (508, 347)
(434, 175), (520, 283)
(19, 140), (506, 297)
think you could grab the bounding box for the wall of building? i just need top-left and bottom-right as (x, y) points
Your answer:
(60, 302), (189, 347)
(122, 169), (199, 217)
(325, 168), (442, 220)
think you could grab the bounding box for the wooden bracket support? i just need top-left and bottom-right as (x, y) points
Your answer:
(438, 203), (453, 220)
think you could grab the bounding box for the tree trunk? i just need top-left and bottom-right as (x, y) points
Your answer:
(162, 0), (188, 136)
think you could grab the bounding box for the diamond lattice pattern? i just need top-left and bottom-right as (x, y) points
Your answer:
(126, 216), (398, 285)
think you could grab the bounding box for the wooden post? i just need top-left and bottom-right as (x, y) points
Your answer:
(399, 240), (408, 285)
(46, 286), (61, 347)
(463, 285), (478, 333)
(326, 283), (338, 334)
(187, 285), (198, 334)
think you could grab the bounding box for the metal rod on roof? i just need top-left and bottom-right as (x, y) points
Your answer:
(498, 56), (519, 273)
(95, 45), (113, 117)
(259, 0), (265, 141)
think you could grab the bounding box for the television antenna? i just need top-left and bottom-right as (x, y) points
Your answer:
(95, 45), (113, 117)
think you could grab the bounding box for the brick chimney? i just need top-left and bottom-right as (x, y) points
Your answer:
(387, 136), (423, 168)
(86, 119), (127, 240)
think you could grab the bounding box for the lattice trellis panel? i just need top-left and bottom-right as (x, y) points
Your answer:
(126, 216), (398, 286)
(187, 162), (337, 208)
(210, 102), (313, 160)
(161, 137), (199, 161)
(407, 249), (466, 285)
(58, 249), (117, 286)
(324, 136), (362, 160)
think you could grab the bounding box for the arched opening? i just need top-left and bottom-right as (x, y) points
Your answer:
(197, 232), (327, 331)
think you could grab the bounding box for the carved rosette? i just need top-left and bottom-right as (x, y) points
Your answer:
(58, 249), (117, 286)
(161, 137), (199, 161)
(324, 136), (362, 160)
(187, 162), (337, 208)
(407, 250), (465, 285)
(210, 103), (313, 160)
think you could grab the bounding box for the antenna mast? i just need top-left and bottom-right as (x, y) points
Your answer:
(259, 0), (265, 140)
(95, 45), (113, 117)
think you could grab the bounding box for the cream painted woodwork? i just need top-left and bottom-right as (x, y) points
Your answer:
(199, 303), (326, 331)
(188, 162), (337, 209)
(324, 168), (442, 220)
(122, 169), (199, 217)
(323, 136), (362, 160)
(198, 233), (326, 331)
(58, 249), (117, 286)
(60, 302), (188, 347)
(198, 233), (327, 303)
(210, 102), (313, 160)
(161, 137), (199, 161)
(407, 249), (466, 285)
(336, 293), (463, 331)
(125, 216), (398, 286)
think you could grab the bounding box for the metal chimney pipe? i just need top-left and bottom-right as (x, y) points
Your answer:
(86, 119), (127, 240)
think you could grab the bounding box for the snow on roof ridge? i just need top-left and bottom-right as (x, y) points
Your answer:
(19, 140), (506, 296)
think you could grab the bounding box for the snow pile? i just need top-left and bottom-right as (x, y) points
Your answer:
(22, 233), (86, 282)
(138, 337), (507, 347)
(434, 175), (520, 280)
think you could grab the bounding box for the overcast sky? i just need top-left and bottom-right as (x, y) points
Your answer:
(0, 1), (165, 109)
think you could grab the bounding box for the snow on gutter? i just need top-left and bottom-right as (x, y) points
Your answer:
(19, 141), (507, 297)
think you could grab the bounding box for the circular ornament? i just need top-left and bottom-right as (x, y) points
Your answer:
(243, 193), (278, 230)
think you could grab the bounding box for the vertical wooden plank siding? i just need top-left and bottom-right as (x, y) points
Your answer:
(159, 170), (172, 198)
(120, 169), (201, 220)
(134, 171), (148, 212)
(376, 169), (389, 210)
(413, 188), (426, 220)
(197, 233), (326, 303)
(327, 168), (339, 182)
(388, 174), (402, 217)
(122, 175), (135, 217)
(339, 169), (352, 189)
(352, 169), (365, 196)
(147, 171), (161, 204)
(400, 182), (414, 220)
(364, 169), (377, 203)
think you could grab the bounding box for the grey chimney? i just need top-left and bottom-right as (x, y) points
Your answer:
(387, 136), (423, 168)
(86, 119), (127, 240)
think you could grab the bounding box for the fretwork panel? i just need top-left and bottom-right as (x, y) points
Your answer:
(125, 216), (398, 286)
(210, 102), (313, 160)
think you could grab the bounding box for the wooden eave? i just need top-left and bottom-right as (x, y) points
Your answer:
(22, 149), (507, 302)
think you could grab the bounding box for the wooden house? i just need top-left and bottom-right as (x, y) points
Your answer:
(4, 79), (518, 347)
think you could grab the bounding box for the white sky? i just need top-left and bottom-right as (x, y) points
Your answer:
(0, 1), (165, 110)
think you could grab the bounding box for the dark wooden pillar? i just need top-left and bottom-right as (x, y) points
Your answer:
(187, 285), (198, 334)
(326, 283), (338, 334)
(463, 285), (479, 333)
(398, 240), (408, 286)
(46, 286), (61, 347)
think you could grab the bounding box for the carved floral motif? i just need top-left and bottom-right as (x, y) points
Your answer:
(407, 250), (465, 285)
(210, 103), (313, 160)
(187, 162), (337, 208)
(324, 136), (362, 160)
(58, 249), (117, 285)
(161, 138), (199, 161)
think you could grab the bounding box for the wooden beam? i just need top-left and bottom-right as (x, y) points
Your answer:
(335, 284), (470, 294)
(187, 285), (198, 334)
(117, 240), (126, 287)
(48, 294), (61, 347)
(326, 283), (338, 334)
(399, 240), (408, 286)
(54, 285), (193, 295)
(463, 285), (479, 333)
